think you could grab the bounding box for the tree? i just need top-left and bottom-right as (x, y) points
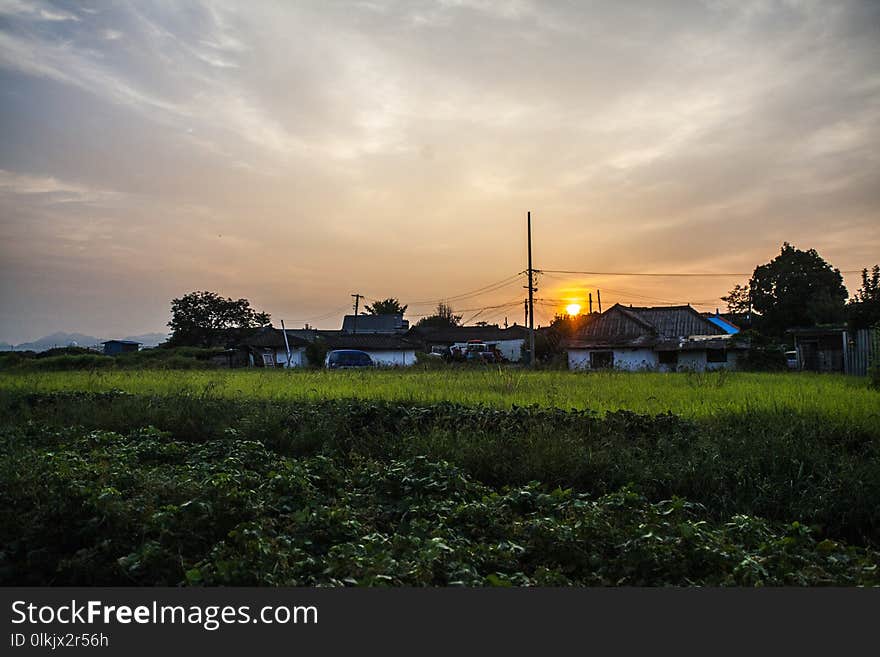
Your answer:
(364, 298), (408, 315)
(415, 302), (462, 329)
(168, 291), (271, 346)
(748, 243), (847, 336)
(549, 312), (593, 338)
(721, 284), (751, 314)
(848, 265), (880, 329)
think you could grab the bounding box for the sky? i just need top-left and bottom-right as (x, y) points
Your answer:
(0, 0), (878, 342)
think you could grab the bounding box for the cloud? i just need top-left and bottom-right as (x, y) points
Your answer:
(0, 0), (878, 341)
(0, 169), (121, 203)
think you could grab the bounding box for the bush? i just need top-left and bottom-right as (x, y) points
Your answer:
(734, 330), (788, 371)
(3, 392), (879, 547)
(2, 425), (878, 586)
(304, 338), (329, 368)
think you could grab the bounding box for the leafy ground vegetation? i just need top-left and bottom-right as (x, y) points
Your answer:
(1, 370), (879, 586)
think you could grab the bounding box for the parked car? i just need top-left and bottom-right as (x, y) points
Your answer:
(785, 350), (799, 369)
(326, 349), (374, 369)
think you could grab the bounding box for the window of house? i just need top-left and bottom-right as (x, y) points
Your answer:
(590, 351), (614, 369)
(658, 351), (678, 365)
(706, 349), (727, 363)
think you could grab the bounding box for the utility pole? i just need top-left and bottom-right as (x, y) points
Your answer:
(351, 293), (364, 333)
(588, 292), (593, 314)
(597, 289), (602, 314)
(524, 299), (529, 327)
(526, 211), (536, 368)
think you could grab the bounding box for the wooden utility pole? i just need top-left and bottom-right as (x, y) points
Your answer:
(351, 293), (364, 333)
(526, 211), (536, 367)
(597, 289), (602, 313)
(588, 292), (593, 314)
(280, 319), (292, 367)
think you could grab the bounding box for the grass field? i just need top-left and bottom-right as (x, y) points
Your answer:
(1, 369), (877, 432)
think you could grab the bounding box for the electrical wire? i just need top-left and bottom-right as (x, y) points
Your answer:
(541, 268), (865, 277)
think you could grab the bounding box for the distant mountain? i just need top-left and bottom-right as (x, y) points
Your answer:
(8, 331), (168, 352)
(13, 332), (104, 352)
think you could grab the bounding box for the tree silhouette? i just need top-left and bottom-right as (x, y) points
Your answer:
(415, 302), (462, 328)
(721, 284), (751, 314)
(748, 243), (847, 336)
(364, 298), (408, 315)
(168, 291), (270, 346)
(848, 265), (880, 329)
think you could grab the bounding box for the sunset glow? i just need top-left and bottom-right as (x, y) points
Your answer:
(0, 1), (877, 343)
(566, 304), (582, 317)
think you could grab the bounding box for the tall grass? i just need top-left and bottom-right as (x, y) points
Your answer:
(1, 369), (876, 434)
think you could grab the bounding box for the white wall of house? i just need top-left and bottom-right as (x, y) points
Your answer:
(678, 350), (740, 371)
(567, 348), (658, 371)
(568, 348), (741, 371)
(450, 339), (525, 362)
(363, 349), (417, 367)
(271, 347), (308, 368)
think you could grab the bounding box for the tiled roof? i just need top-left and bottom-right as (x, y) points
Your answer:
(322, 333), (420, 350)
(409, 325), (529, 343)
(239, 327), (311, 349)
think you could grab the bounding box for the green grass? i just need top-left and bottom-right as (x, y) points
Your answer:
(1, 369), (876, 434)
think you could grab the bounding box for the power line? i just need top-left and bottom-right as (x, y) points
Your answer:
(402, 272), (525, 306)
(542, 268), (866, 277)
(461, 296), (524, 325)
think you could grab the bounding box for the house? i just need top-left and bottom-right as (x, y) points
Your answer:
(408, 325), (530, 361)
(565, 304), (746, 371)
(102, 339), (141, 355)
(234, 326), (312, 368)
(788, 326), (879, 375)
(341, 313), (409, 334)
(231, 326), (419, 368)
(322, 333), (420, 367)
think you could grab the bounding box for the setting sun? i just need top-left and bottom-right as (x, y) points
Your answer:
(565, 303), (581, 316)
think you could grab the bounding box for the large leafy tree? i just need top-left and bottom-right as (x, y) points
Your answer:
(415, 302), (462, 329)
(168, 291), (271, 346)
(747, 243), (847, 336)
(364, 298), (408, 315)
(848, 265), (880, 329)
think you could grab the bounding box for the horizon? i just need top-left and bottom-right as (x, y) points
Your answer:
(2, 1), (879, 344)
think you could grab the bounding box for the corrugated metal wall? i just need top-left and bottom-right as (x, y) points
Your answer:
(845, 328), (879, 376)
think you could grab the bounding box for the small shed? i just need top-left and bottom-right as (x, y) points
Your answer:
(102, 340), (141, 355)
(235, 326), (312, 368)
(788, 326), (879, 375)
